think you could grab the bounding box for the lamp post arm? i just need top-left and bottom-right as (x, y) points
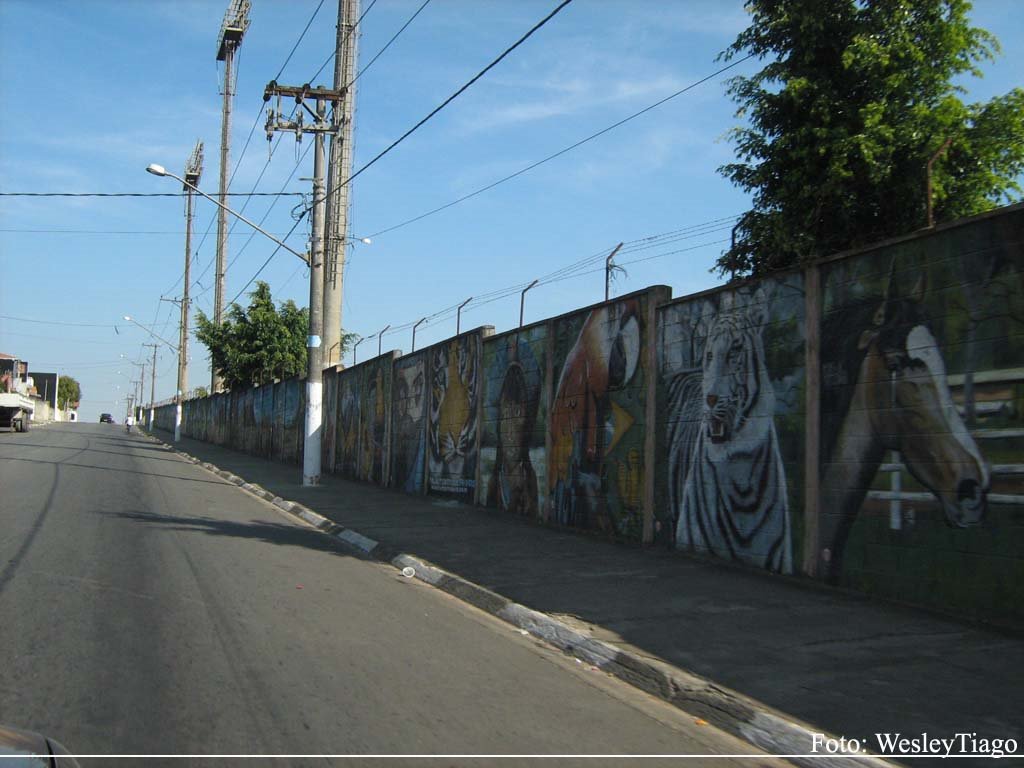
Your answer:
(155, 168), (309, 264)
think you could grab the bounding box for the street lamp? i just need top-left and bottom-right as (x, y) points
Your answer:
(146, 165), (308, 263)
(147, 160), (327, 486)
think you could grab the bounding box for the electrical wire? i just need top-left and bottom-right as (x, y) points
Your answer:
(329, 0), (574, 206)
(347, 0), (431, 89)
(0, 314), (117, 328)
(365, 55), (754, 239)
(0, 227), (306, 235)
(0, 191), (303, 198)
(275, 0), (327, 81)
(366, 216), (740, 338)
(308, 0), (379, 83)
(161, 0), (330, 299)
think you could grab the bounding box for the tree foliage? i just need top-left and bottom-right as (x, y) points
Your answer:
(195, 281), (357, 391)
(57, 375), (81, 408)
(196, 282), (309, 391)
(717, 0), (1024, 277)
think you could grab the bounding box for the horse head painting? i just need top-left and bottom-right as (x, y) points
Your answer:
(819, 260), (989, 581)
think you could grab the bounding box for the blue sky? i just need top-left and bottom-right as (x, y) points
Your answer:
(1, 0), (1021, 421)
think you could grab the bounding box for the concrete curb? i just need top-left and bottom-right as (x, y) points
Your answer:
(143, 429), (897, 768)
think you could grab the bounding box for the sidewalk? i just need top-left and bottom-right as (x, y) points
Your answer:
(150, 428), (1021, 765)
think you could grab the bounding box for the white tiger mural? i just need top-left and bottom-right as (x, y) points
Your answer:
(666, 284), (793, 573)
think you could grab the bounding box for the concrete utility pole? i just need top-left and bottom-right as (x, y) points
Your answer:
(144, 343), (159, 428)
(182, 141), (203, 403)
(212, 0), (250, 394)
(265, 84), (340, 486)
(323, 0), (360, 367)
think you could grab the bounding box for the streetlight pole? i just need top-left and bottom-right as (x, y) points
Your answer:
(144, 343), (159, 428)
(123, 315), (182, 440)
(146, 163), (310, 448)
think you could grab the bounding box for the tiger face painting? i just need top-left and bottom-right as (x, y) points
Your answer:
(428, 335), (480, 497)
(667, 285), (793, 573)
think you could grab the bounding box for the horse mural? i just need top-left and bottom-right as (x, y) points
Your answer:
(666, 284), (793, 573)
(819, 261), (990, 580)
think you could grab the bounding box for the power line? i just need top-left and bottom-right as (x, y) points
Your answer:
(347, 0), (431, 89)
(333, 0), (574, 202)
(0, 227), (308, 235)
(233, 3), (572, 308)
(366, 54), (754, 239)
(0, 191), (304, 198)
(309, 0), (379, 83)
(366, 216), (738, 338)
(200, 141), (314, 306)
(226, 210), (308, 306)
(162, 0), (332, 300)
(0, 314), (116, 328)
(275, 0), (327, 81)
(170, 0), (380, 306)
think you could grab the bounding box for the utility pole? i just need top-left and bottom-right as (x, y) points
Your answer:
(212, 0), (250, 393)
(323, 0), (360, 367)
(182, 141), (203, 402)
(143, 343), (159, 428)
(265, 83), (339, 486)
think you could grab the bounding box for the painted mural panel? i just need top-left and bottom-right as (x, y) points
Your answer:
(322, 367), (338, 472)
(357, 357), (392, 484)
(819, 210), (1024, 623)
(428, 334), (481, 501)
(390, 353), (427, 493)
(269, 381), (282, 460)
(548, 298), (647, 540)
(479, 326), (547, 519)
(257, 384), (273, 458)
(658, 278), (805, 573)
(280, 378), (302, 465)
(335, 370), (360, 478)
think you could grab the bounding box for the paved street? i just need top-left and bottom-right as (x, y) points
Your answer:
(0, 423), (784, 767)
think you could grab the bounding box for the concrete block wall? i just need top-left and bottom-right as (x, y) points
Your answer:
(656, 273), (807, 573)
(814, 208), (1024, 623)
(153, 204), (1024, 627)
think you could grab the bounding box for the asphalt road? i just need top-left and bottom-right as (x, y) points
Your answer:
(0, 423), (785, 768)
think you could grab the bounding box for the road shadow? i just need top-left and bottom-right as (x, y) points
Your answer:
(106, 510), (354, 557)
(1, 456), (229, 487)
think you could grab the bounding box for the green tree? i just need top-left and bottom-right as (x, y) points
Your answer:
(717, 0), (1024, 277)
(57, 375), (81, 408)
(196, 282), (308, 390)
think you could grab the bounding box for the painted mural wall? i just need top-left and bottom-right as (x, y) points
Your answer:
(478, 325), (548, 520)
(548, 293), (661, 541)
(149, 204), (1022, 626)
(657, 277), (806, 573)
(427, 333), (484, 502)
(331, 353), (396, 483)
(817, 210), (1024, 622)
(390, 352), (427, 493)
